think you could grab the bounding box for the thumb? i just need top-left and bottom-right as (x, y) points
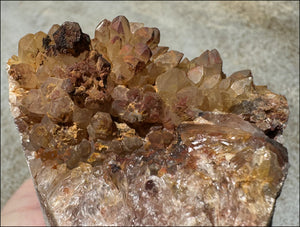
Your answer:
(1, 178), (46, 226)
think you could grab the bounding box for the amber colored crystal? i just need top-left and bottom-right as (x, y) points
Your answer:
(7, 16), (289, 226)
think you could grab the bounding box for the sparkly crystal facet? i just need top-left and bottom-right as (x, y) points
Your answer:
(7, 16), (289, 226)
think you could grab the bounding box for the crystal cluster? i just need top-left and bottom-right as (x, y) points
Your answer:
(7, 16), (289, 226)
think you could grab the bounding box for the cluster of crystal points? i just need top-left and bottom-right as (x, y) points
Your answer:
(7, 16), (289, 226)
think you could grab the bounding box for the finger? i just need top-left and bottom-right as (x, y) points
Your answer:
(1, 178), (46, 226)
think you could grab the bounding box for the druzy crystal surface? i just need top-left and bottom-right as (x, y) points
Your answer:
(7, 16), (289, 226)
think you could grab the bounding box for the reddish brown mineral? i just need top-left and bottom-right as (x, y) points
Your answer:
(7, 16), (289, 226)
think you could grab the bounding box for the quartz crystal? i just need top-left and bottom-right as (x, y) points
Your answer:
(7, 16), (289, 226)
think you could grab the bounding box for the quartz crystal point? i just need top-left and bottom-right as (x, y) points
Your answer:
(7, 16), (289, 226)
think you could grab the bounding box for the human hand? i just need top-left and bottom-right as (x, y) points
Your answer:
(1, 178), (46, 226)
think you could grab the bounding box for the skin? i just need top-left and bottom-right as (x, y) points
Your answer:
(1, 179), (46, 226)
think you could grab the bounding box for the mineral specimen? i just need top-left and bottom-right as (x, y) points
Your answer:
(7, 16), (289, 226)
